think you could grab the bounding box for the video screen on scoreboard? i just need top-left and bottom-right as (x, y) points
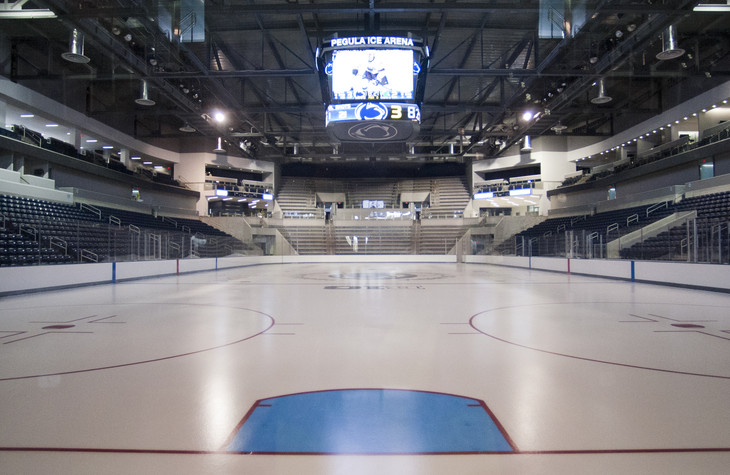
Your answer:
(331, 49), (414, 101)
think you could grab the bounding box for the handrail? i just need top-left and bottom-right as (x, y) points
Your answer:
(607, 223), (619, 234)
(19, 223), (38, 240)
(129, 224), (141, 235)
(627, 214), (639, 226)
(182, 225), (191, 234)
(50, 236), (67, 255)
(570, 215), (586, 225)
(80, 202), (102, 220)
(646, 201), (668, 217)
(557, 223), (566, 233)
(81, 249), (98, 263)
(109, 216), (121, 227)
(680, 237), (689, 256)
(161, 216), (178, 228)
(178, 11), (197, 41)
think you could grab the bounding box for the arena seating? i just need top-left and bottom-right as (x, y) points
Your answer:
(275, 176), (470, 218)
(556, 122), (730, 191)
(620, 191), (730, 261)
(492, 201), (676, 256)
(0, 194), (247, 266)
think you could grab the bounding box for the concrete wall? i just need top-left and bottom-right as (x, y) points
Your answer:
(0, 168), (73, 203)
(201, 216), (254, 242)
(174, 151), (276, 217)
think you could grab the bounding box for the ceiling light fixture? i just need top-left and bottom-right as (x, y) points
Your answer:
(551, 122), (567, 134)
(135, 80), (155, 106)
(521, 135), (532, 151)
(213, 137), (226, 153)
(694, 3), (730, 12)
(656, 25), (685, 60)
(61, 28), (90, 63)
(179, 124), (196, 133)
(590, 79), (612, 104)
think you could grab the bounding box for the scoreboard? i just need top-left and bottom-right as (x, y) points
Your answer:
(325, 102), (421, 142)
(318, 34), (428, 143)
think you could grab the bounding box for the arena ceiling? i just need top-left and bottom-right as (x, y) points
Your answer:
(1, 0), (729, 167)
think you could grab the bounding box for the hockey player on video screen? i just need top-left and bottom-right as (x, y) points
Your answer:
(353, 52), (390, 99)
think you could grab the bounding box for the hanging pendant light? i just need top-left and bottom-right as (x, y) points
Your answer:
(179, 123), (196, 133)
(656, 25), (685, 60)
(551, 121), (568, 134)
(135, 80), (156, 106)
(213, 137), (226, 153)
(521, 135), (532, 151)
(591, 79), (612, 104)
(61, 29), (90, 63)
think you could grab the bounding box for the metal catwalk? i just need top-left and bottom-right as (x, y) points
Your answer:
(1, 262), (729, 474)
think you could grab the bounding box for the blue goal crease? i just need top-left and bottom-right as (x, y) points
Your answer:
(226, 389), (514, 454)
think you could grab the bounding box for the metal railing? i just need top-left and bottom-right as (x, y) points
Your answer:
(487, 217), (730, 265)
(0, 215), (258, 266)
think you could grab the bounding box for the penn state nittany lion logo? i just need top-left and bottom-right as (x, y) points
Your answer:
(347, 122), (399, 141)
